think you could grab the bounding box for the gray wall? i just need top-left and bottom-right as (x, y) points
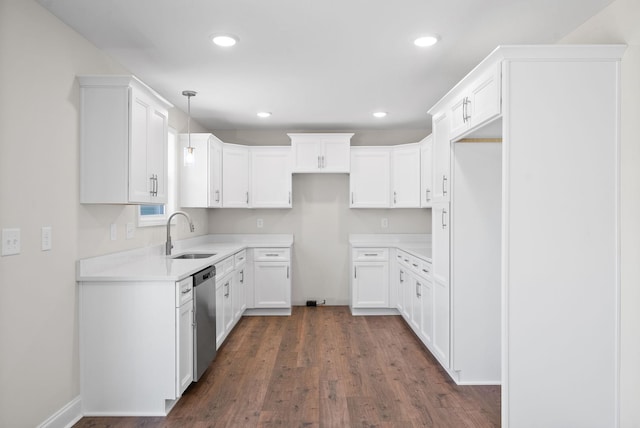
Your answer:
(209, 129), (431, 305)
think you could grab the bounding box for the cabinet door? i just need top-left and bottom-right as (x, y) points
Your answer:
(292, 141), (322, 172)
(208, 138), (223, 207)
(222, 144), (249, 207)
(391, 143), (421, 207)
(215, 282), (225, 348)
(420, 279), (433, 345)
(420, 135), (434, 207)
(254, 262), (291, 308)
(432, 112), (451, 203)
(222, 276), (233, 333)
(350, 148), (390, 207)
(468, 67), (501, 131)
(322, 139), (350, 172)
(433, 278), (450, 368)
(450, 96), (470, 139)
(352, 262), (389, 308)
(129, 87), (168, 204)
(233, 266), (246, 320)
(129, 89), (153, 203)
(432, 203), (450, 284)
(403, 269), (414, 321)
(411, 278), (423, 333)
(250, 147), (292, 208)
(176, 302), (193, 395)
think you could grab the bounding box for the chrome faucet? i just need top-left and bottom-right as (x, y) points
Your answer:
(166, 211), (195, 255)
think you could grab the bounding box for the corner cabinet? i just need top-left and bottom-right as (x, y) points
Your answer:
(78, 75), (173, 204)
(289, 133), (352, 173)
(179, 133), (223, 208)
(350, 147), (391, 207)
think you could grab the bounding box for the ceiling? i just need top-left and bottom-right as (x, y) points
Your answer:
(38, 0), (612, 131)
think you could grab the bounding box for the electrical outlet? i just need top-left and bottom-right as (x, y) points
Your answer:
(2, 228), (21, 256)
(257, 218), (264, 228)
(126, 222), (135, 239)
(110, 223), (117, 241)
(41, 226), (52, 251)
(381, 218), (388, 228)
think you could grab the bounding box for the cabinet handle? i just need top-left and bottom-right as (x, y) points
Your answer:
(442, 175), (447, 196)
(265, 253), (279, 257)
(318, 156), (321, 169)
(287, 266), (290, 279)
(364, 253), (378, 257)
(289, 191), (291, 205)
(246, 191), (249, 204)
(426, 188), (431, 201)
(215, 190), (220, 202)
(354, 266), (357, 279)
(464, 97), (472, 122)
(149, 175), (154, 196)
(462, 97), (467, 123)
(422, 268), (430, 274)
(225, 282), (230, 297)
(442, 208), (448, 229)
(182, 288), (192, 294)
(399, 270), (404, 282)
(416, 282), (421, 298)
(351, 192), (354, 205)
(240, 270), (244, 283)
(412, 263), (418, 267)
(393, 191), (397, 204)
(322, 156), (325, 168)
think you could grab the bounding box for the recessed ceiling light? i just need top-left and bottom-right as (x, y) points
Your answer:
(373, 111), (387, 118)
(212, 34), (238, 47)
(414, 35), (439, 47)
(257, 111), (272, 118)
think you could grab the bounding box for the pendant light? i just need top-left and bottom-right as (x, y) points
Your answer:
(182, 90), (197, 166)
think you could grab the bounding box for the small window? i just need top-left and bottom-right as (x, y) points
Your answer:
(138, 127), (177, 227)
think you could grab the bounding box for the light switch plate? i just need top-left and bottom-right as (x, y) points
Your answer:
(381, 218), (388, 228)
(110, 223), (117, 241)
(41, 226), (52, 251)
(257, 218), (264, 228)
(2, 228), (21, 256)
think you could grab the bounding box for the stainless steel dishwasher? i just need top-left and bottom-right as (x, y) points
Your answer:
(192, 265), (216, 381)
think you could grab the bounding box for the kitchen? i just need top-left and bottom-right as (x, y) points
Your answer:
(1, 1), (639, 427)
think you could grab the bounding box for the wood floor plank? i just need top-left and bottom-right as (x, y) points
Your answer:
(74, 306), (500, 428)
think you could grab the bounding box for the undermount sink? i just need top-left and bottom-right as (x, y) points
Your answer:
(172, 253), (216, 260)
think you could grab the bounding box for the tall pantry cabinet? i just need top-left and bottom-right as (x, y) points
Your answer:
(428, 45), (625, 427)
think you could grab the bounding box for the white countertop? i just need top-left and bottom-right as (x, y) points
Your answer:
(349, 233), (432, 261)
(77, 234), (293, 282)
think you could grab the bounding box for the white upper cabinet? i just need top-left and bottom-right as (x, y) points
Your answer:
(449, 65), (501, 140)
(420, 135), (433, 207)
(222, 143), (250, 208)
(391, 143), (421, 208)
(350, 147), (391, 208)
(221, 144), (292, 208)
(78, 75), (172, 204)
(179, 133), (222, 208)
(289, 133), (353, 173)
(250, 147), (292, 208)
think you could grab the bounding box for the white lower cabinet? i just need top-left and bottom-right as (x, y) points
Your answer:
(176, 277), (194, 396)
(79, 279), (194, 415)
(215, 250), (249, 349)
(350, 248), (389, 309)
(252, 248), (291, 309)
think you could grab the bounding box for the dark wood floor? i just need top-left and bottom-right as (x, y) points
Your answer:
(74, 306), (500, 427)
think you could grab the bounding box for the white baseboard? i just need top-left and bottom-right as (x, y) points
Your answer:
(37, 396), (82, 428)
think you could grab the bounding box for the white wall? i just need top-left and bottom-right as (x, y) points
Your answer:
(209, 130), (431, 305)
(560, 1), (640, 425)
(0, 1), (208, 426)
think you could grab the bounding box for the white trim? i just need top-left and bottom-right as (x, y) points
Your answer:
(37, 396), (82, 428)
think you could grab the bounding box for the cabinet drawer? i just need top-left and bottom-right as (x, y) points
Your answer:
(352, 248), (388, 262)
(234, 250), (247, 267)
(176, 277), (193, 307)
(215, 256), (234, 278)
(253, 248), (290, 261)
(417, 259), (433, 279)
